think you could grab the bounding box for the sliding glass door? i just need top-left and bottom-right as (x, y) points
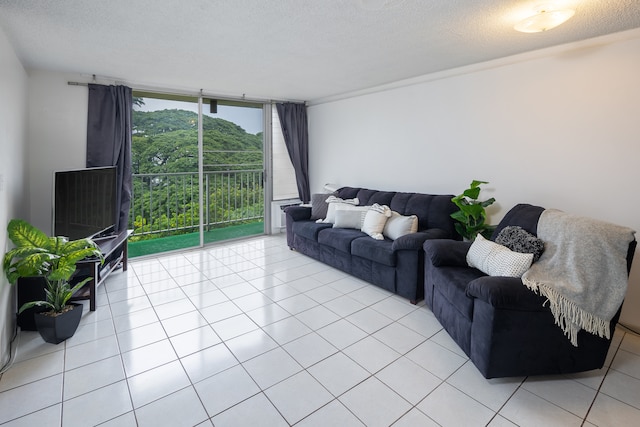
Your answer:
(201, 100), (265, 244)
(128, 93), (266, 257)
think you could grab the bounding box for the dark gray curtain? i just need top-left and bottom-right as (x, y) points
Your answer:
(276, 102), (310, 203)
(86, 84), (133, 234)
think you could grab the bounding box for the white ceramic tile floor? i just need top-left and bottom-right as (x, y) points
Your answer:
(2, 233), (640, 426)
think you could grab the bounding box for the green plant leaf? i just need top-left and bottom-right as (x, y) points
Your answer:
(48, 258), (76, 281)
(18, 300), (54, 314)
(63, 246), (104, 265)
(462, 203), (485, 219)
(4, 247), (47, 280)
(450, 210), (468, 222)
(462, 187), (481, 200)
(481, 197), (496, 208)
(10, 252), (54, 281)
(469, 180), (488, 188)
(60, 238), (96, 255)
(7, 219), (50, 250)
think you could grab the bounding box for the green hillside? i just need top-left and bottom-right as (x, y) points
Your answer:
(132, 109), (263, 173)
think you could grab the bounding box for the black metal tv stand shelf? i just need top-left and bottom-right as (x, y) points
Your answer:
(71, 230), (133, 311)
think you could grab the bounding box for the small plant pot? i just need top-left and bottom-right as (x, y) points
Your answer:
(34, 303), (83, 344)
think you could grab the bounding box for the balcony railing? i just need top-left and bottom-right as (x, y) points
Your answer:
(129, 170), (264, 240)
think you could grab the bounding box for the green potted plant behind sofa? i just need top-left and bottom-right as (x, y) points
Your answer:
(451, 180), (496, 241)
(3, 219), (104, 344)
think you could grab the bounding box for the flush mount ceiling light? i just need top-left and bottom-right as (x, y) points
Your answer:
(514, 5), (576, 33)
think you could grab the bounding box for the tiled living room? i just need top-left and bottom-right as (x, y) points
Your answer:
(1, 233), (640, 426)
(3, 1), (640, 426)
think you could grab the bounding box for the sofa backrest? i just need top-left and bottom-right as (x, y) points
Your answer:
(492, 203), (637, 274)
(491, 203), (545, 240)
(336, 186), (459, 238)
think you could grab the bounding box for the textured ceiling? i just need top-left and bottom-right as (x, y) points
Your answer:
(1, 0), (639, 102)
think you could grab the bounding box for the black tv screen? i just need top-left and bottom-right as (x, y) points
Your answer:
(54, 166), (117, 240)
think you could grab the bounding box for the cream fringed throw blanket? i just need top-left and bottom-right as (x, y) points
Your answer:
(522, 209), (635, 347)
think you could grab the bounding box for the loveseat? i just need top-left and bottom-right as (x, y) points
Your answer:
(423, 203), (636, 378)
(285, 186), (460, 303)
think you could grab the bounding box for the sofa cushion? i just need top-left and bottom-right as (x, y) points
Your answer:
(363, 191), (395, 207)
(318, 228), (365, 254)
(292, 221), (333, 242)
(335, 187), (361, 200)
(467, 235), (533, 278)
(351, 237), (396, 266)
(354, 188), (378, 205)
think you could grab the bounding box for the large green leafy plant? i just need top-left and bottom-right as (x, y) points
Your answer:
(450, 180), (496, 241)
(3, 219), (104, 314)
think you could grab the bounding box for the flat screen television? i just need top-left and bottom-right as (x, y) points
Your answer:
(53, 166), (118, 240)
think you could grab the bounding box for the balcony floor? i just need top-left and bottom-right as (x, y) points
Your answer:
(128, 222), (265, 258)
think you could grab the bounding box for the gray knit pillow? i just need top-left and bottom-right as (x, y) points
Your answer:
(495, 226), (545, 262)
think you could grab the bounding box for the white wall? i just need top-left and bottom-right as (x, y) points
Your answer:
(308, 28), (640, 329)
(0, 26), (28, 368)
(27, 71), (88, 234)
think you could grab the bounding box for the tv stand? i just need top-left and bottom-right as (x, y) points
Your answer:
(71, 229), (133, 311)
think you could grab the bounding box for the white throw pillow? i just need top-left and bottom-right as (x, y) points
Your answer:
(333, 207), (368, 229)
(383, 211), (418, 240)
(466, 235), (534, 278)
(320, 198), (360, 224)
(361, 204), (392, 240)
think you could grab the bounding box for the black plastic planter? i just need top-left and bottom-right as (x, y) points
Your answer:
(17, 276), (47, 331)
(34, 303), (83, 344)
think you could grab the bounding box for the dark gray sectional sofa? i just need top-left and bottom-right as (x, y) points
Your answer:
(285, 186), (460, 303)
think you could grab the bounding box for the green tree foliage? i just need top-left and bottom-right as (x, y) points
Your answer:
(129, 108), (264, 241)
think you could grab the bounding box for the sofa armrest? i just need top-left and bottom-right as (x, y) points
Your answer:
(391, 228), (451, 251)
(423, 240), (472, 267)
(285, 205), (312, 222)
(466, 276), (547, 311)
(285, 206), (312, 248)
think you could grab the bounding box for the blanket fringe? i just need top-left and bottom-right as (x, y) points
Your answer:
(523, 279), (611, 347)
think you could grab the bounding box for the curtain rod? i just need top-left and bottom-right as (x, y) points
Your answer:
(66, 79), (306, 105)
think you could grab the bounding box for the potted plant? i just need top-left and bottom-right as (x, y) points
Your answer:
(450, 180), (496, 241)
(3, 219), (104, 344)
